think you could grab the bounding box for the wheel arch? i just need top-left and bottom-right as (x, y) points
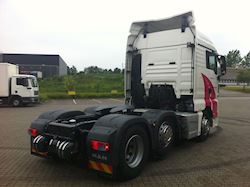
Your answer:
(204, 107), (213, 119)
(141, 109), (181, 151)
(87, 114), (153, 167)
(9, 95), (22, 103)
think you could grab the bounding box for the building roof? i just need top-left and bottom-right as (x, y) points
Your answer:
(2, 53), (61, 66)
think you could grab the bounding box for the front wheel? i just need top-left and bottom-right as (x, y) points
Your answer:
(197, 114), (212, 142)
(116, 125), (149, 181)
(11, 97), (22, 107)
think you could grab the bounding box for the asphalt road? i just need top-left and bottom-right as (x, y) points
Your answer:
(0, 90), (250, 186)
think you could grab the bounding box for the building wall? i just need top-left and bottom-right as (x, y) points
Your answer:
(1, 54), (67, 78)
(220, 67), (250, 86)
(58, 56), (67, 76)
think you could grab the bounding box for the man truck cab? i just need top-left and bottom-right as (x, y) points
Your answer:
(125, 11), (226, 129)
(0, 63), (39, 106)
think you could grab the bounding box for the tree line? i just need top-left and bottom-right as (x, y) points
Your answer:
(67, 49), (250, 74)
(67, 49), (250, 87)
(226, 50), (250, 87)
(226, 50), (250, 68)
(67, 66), (123, 75)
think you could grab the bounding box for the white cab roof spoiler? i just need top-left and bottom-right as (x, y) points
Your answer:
(130, 11), (194, 34)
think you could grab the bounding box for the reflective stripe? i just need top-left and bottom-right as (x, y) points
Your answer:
(100, 163), (112, 174)
(89, 160), (99, 171)
(89, 160), (112, 174)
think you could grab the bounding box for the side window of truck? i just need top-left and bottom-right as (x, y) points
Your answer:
(206, 51), (217, 74)
(16, 78), (28, 87)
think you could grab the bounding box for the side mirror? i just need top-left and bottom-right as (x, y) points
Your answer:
(219, 56), (226, 75)
(217, 62), (221, 77)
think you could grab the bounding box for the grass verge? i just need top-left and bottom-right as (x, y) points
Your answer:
(39, 92), (124, 101)
(223, 86), (250, 93)
(38, 73), (124, 101)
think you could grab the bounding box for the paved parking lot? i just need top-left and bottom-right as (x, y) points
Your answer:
(0, 90), (250, 186)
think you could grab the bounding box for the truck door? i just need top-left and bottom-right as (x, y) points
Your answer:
(11, 77), (33, 97)
(201, 51), (218, 118)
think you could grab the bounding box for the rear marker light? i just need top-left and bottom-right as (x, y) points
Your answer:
(28, 128), (38, 137)
(91, 140), (110, 152)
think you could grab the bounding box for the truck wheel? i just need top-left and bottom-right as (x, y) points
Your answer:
(117, 125), (149, 181)
(197, 115), (212, 142)
(11, 97), (22, 107)
(154, 119), (175, 158)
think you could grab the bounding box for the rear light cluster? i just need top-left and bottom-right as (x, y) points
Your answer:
(91, 140), (110, 152)
(28, 128), (38, 137)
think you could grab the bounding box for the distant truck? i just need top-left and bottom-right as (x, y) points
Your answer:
(0, 63), (39, 106)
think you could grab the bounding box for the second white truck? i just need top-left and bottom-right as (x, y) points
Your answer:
(0, 63), (39, 106)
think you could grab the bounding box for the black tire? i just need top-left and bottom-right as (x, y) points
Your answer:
(154, 118), (176, 158)
(11, 97), (22, 107)
(196, 114), (212, 142)
(116, 125), (149, 181)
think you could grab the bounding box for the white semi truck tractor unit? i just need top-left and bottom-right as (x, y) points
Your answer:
(28, 12), (226, 180)
(0, 63), (39, 106)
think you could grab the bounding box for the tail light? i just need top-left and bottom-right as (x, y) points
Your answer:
(91, 140), (110, 152)
(28, 128), (38, 137)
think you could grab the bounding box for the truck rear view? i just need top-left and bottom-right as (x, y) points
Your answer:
(28, 12), (226, 180)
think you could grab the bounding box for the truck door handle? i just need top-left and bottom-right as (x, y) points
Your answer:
(27, 87), (32, 90)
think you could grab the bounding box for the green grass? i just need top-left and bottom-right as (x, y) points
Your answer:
(223, 86), (250, 93)
(39, 73), (124, 101)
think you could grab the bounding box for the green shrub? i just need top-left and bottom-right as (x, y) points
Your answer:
(38, 73), (124, 100)
(223, 86), (250, 93)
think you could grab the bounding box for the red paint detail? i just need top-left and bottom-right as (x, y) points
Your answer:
(201, 74), (218, 118)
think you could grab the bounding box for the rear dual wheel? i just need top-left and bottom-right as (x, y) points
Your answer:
(117, 125), (149, 181)
(154, 119), (175, 158)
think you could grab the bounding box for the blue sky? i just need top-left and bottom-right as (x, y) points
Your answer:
(0, 0), (249, 70)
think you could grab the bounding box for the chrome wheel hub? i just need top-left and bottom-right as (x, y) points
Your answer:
(159, 122), (173, 148)
(201, 117), (210, 135)
(125, 135), (144, 168)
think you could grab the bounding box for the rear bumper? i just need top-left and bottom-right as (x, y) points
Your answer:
(30, 134), (114, 176)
